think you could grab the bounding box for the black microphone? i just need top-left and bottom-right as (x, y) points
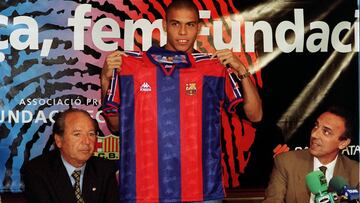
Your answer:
(329, 176), (360, 203)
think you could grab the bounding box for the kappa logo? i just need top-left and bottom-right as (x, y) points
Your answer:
(140, 82), (152, 92)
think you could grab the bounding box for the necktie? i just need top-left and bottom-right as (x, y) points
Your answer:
(72, 170), (85, 203)
(319, 166), (327, 176)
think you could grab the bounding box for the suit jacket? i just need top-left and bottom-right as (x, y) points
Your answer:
(23, 150), (119, 203)
(263, 149), (359, 203)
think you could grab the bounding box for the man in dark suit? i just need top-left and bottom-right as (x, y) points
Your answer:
(263, 106), (359, 203)
(23, 108), (119, 203)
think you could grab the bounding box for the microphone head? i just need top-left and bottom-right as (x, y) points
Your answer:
(329, 176), (359, 201)
(306, 170), (328, 194)
(328, 176), (348, 194)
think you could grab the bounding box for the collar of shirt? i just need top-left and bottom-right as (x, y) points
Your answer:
(60, 155), (86, 192)
(309, 155), (338, 203)
(313, 155), (337, 182)
(146, 46), (192, 69)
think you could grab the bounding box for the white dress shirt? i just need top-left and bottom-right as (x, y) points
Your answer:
(309, 155), (337, 203)
(61, 155), (86, 192)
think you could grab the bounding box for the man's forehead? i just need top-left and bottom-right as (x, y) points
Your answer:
(166, 7), (199, 21)
(71, 127), (95, 131)
(317, 112), (345, 129)
(168, 18), (198, 23)
(64, 113), (95, 129)
(65, 111), (90, 121)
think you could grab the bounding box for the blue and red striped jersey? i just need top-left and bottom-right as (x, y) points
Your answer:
(103, 46), (243, 202)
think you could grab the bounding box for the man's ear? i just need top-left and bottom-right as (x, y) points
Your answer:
(197, 21), (202, 35)
(162, 20), (167, 32)
(54, 134), (63, 148)
(339, 138), (351, 150)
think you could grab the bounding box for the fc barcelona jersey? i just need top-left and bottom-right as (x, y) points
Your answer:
(103, 46), (243, 202)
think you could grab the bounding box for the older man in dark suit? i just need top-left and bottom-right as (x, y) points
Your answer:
(263, 106), (359, 203)
(23, 108), (119, 203)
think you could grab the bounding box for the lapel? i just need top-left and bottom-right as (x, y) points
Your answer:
(333, 155), (346, 178)
(50, 150), (77, 203)
(82, 157), (99, 203)
(334, 155), (360, 187)
(295, 150), (314, 203)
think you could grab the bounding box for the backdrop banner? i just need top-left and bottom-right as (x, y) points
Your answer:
(0, 0), (358, 192)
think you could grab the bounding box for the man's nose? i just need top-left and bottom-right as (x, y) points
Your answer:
(179, 25), (187, 35)
(311, 128), (320, 138)
(81, 134), (91, 144)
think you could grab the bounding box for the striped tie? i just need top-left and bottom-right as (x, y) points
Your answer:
(72, 170), (85, 203)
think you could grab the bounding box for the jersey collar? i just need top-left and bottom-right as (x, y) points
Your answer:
(145, 46), (192, 76)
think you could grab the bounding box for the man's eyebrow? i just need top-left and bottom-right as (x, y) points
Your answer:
(169, 19), (180, 23)
(71, 129), (96, 133)
(169, 19), (198, 24)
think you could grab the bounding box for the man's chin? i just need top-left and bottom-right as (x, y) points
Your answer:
(79, 156), (92, 162)
(79, 151), (93, 157)
(174, 45), (192, 52)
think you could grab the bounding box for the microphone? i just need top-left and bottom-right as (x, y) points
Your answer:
(329, 176), (360, 202)
(306, 170), (336, 203)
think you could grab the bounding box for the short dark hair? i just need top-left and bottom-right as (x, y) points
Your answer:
(53, 108), (98, 138)
(324, 106), (354, 140)
(165, 0), (199, 21)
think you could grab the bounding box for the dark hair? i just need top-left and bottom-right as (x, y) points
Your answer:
(53, 108), (98, 138)
(165, 0), (199, 21)
(324, 106), (354, 140)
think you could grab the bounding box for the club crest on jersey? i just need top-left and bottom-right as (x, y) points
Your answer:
(185, 82), (197, 95)
(140, 82), (151, 92)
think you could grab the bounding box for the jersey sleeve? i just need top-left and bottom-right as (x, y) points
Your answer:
(102, 69), (120, 117)
(224, 68), (244, 113)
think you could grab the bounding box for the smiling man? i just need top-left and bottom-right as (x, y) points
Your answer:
(101, 0), (262, 202)
(263, 106), (359, 203)
(162, 0), (200, 53)
(23, 109), (119, 203)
